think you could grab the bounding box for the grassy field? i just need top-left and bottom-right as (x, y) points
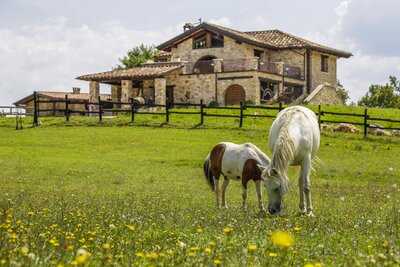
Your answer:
(0, 113), (400, 266)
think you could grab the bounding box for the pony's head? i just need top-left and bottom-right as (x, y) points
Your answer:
(258, 165), (289, 215)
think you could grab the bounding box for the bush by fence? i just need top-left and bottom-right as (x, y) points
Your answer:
(10, 91), (400, 137)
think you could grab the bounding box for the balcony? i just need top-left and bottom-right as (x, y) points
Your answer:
(183, 58), (304, 80)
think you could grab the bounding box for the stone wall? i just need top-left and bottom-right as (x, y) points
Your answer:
(171, 35), (256, 63)
(23, 97), (86, 115)
(268, 48), (306, 70)
(304, 83), (343, 105)
(310, 51), (337, 91)
(165, 70), (262, 105)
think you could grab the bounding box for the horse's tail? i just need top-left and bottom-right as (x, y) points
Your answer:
(203, 154), (215, 191)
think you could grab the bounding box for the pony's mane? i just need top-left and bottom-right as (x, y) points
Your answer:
(271, 110), (297, 193)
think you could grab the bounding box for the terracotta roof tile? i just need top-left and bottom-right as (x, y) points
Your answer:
(157, 22), (352, 58)
(245, 30), (352, 57)
(76, 62), (183, 82)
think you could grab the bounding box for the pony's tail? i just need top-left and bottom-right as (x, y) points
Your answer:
(203, 155), (215, 191)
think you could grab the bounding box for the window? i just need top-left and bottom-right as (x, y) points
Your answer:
(211, 34), (224, 47)
(193, 33), (224, 49)
(193, 35), (207, 49)
(254, 49), (263, 58)
(321, 55), (329, 72)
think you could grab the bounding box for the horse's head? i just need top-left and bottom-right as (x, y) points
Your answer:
(258, 165), (288, 215)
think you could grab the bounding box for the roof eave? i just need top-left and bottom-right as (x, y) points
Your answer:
(157, 22), (276, 51)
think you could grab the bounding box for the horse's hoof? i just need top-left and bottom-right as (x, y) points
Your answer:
(306, 211), (315, 217)
(223, 205), (229, 209)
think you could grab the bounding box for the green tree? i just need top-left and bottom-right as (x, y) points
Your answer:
(118, 44), (157, 68)
(336, 80), (350, 104)
(358, 76), (400, 108)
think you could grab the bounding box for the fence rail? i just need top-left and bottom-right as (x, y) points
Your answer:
(14, 91), (396, 137)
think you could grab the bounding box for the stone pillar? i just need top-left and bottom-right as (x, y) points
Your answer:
(212, 59), (223, 73)
(253, 77), (261, 105)
(154, 78), (166, 105)
(89, 81), (100, 103)
(278, 81), (284, 99)
(121, 80), (133, 108)
(89, 81), (99, 115)
(250, 57), (260, 70)
(111, 85), (121, 108)
(275, 62), (284, 76)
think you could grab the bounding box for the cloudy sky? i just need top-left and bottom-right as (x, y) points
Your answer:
(1, 0), (399, 105)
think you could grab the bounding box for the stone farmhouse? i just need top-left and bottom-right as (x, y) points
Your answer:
(76, 22), (352, 107)
(15, 22), (352, 111)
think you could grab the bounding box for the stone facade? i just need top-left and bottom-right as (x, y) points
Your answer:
(171, 36), (256, 63)
(82, 27), (344, 106)
(154, 78), (166, 105)
(304, 83), (343, 105)
(310, 51), (337, 91)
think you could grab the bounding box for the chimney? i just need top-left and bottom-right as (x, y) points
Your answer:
(183, 23), (194, 32)
(72, 87), (81, 94)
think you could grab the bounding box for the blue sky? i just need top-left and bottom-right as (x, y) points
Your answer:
(1, 0), (399, 105)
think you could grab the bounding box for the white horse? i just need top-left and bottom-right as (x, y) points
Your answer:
(258, 106), (320, 216)
(203, 142), (270, 211)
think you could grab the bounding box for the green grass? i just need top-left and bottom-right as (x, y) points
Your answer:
(0, 110), (400, 266)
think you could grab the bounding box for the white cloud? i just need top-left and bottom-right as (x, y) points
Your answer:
(305, 0), (400, 102)
(0, 18), (179, 105)
(208, 17), (232, 27)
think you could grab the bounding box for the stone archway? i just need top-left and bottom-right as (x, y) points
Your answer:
(193, 55), (217, 74)
(225, 84), (245, 105)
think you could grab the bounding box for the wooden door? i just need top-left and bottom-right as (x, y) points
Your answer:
(225, 84), (245, 105)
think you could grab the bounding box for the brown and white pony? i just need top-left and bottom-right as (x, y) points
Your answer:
(203, 142), (270, 211)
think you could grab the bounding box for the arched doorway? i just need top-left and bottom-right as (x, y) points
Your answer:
(225, 84), (245, 105)
(193, 55), (217, 74)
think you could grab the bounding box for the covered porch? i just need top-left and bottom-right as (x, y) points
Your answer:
(76, 62), (183, 108)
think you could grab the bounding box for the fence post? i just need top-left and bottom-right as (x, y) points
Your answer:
(279, 102), (283, 112)
(65, 94), (69, 122)
(239, 101), (244, 128)
(98, 96), (102, 122)
(130, 98), (135, 123)
(33, 91), (38, 127)
(318, 105), (321, 130)
(364, 108), (368, 138)
(200, 100), (204, 125)
(166, 102), (170, 123)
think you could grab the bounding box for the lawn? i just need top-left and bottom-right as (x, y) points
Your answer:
(0, 116), (399, 266)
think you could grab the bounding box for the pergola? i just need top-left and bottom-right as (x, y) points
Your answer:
(76, 62), (183, 105)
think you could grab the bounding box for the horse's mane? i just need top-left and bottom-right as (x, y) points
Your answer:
(271, 110), (297, 193)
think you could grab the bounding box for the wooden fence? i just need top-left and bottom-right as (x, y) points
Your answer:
(28, 91), (400, 137)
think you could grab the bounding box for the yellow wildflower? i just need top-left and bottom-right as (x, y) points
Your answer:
(145, 252), (159, 260)
(223, 226), (233, 236)
(268, 252), (278, 257)
(271, 231), (294, 248)
(204, 247), (212, 254)
(75, 248), (90, 265)
(208, 241), (216, 248)
(214, 259), (222, 266)
(20, 246), (29, 255)
(315, 263), (322, 267)
(49, 238), (59, 247)
(304, 264), (314, 267)
(126, 224), (135, 231)
(135, 252), (145, 258)
(294, 226), (302, 232)
(102, 243), (111, 250)
(248, 244), (257, 253)
(196, 227), (203, 233)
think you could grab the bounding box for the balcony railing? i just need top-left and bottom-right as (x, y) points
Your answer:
(182, 58), (304, 80)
